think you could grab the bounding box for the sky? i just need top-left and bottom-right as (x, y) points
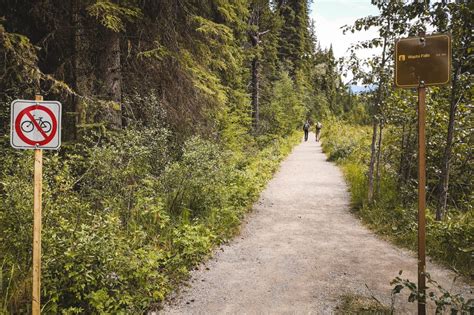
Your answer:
(310, 0), (381, 83)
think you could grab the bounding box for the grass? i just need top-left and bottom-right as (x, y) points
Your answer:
(321, 119), (473, 277)
(335, 294), (391, 314)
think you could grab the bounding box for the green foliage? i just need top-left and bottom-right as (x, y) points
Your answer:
(0, 25), (40, 92)
(170, 224), (214, 268)
(323, 119), (371, 163)
(277, 0), (312, 73)
(87, 0), (142, 32)
(391, 271), (473, 314)
(0, 124), (300, 313)
(260, 69), (305, 136)
(162, 136), (229, 218)
(0, 0), (342, 312)
(42, 214), (167, 313)
(342, 0), (473, 221)
(336, 294), (390, 314)
(0, 25), (40, 133)
(322, 120), (473, 276)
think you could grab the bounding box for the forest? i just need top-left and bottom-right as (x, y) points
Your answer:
(0, 0), (472, 313)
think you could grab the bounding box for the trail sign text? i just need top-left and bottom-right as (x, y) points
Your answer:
(395, 34), (451, 88)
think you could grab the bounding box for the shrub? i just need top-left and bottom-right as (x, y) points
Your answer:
(321, 119), (473, 276)
(0, 125), (301, 313)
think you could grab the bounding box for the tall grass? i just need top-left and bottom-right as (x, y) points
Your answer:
(322, 119), (472, 276)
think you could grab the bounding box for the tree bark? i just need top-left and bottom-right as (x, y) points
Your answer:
(367, 120), (378, 202)
(100, 28), (123, 129)
(72, 1), (91, 133)
(367, 17), (389, 203)
(248, 2), (270, 134)
(437, 67), (460, 220)
(251, 56), (260, 131)
(375, 122), (384, 197)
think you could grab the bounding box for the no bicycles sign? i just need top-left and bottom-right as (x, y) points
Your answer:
(11, 99), (61, 149)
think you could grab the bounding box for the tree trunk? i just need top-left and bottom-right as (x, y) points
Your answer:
(398, 124), (407, 180)
(437, 67), (460, 220)
(249, 3), (269, 134)
(375, 122), (384, 197)
(403, 122), (414, 186)
(100, 28), (122, 129)
(367, 120), (378, 202)
(400, 122), (414, 205)
(72, 1), (91, 134)
(367, 18), (389, 203)
(251, 56), (260, 131)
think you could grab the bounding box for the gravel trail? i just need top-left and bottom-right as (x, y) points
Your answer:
(162, 135), (471, 314)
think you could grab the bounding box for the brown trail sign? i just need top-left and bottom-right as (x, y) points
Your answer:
(395, 34), (451, 88)
(394, 33), (451, 315)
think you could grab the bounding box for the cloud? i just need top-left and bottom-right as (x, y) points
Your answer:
(313, 14), (379, 59)
(310, 1), (382, 82)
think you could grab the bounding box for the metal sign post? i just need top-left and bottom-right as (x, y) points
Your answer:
(417, 83), (426, 315)
(32, 94), (43, 315)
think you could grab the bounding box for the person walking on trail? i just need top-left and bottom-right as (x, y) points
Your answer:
(303, 120), (310, 141)
(315, 121), (322, 142)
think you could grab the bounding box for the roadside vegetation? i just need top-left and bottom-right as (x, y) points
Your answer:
(1, 126), (300, 313)
(1, 0), (471, 313)
(322, 118), (472, 276)
(0, 1), (347, 313)
(336, 294), (390, 314)
(324, 1), (472, 278)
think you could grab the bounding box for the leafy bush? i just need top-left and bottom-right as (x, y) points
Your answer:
(322, 119), (473, 276)
(42, 214), (167, 313)
(322, 118), (371, 164)
(391, 271), (474, 314)
(0, 125), (300, 313)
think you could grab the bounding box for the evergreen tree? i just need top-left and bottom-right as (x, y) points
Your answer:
(276, 0), (312, 74)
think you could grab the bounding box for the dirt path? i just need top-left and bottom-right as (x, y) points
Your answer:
(162, 135), (470, 314)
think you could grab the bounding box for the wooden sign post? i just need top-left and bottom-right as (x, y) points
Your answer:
(395, 33), (451, 315)
(10, 94), (62, 314)
(417, 84), (426, 314)
(32, 94), (43, 315)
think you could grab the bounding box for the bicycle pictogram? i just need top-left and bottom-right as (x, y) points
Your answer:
(21, 115), (52, 133)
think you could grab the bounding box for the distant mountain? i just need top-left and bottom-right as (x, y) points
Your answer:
(349, 84), (376, 94)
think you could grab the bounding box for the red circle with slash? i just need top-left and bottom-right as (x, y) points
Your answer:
(15, 104), (58, 146)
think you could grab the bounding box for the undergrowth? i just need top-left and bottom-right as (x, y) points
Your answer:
(0, 128), (300, 314)
(321, 119), (473, 277)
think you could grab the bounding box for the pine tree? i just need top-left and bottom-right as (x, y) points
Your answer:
(276, 0), (312, 74)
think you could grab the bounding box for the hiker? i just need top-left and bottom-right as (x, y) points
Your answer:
(303, 120), (310, 141)
(315, 121), (322, 142)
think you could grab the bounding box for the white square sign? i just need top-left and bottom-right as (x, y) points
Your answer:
(11, 100), (62, 150)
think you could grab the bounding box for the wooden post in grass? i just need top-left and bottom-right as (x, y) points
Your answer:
(32, 94), (43, 315)
(417, 82), (426, 315)
(395, 31), (451, 315)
